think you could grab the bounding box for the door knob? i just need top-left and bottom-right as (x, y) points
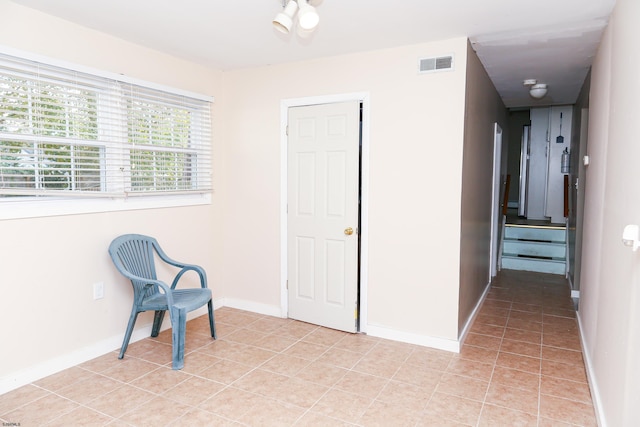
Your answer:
(344, 227), (354, 236)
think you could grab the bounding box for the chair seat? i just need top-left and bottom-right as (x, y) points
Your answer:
(141, 288), (212, 312)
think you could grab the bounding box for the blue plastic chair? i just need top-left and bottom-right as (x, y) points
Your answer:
(108, 234), (216, 369)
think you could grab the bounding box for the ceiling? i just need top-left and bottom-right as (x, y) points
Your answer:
(9, 0), (616, 108)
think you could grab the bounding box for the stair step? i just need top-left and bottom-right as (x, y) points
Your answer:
(502, 255), (566, 275)
(503, 240), (566, 258)
(504, 225), (566, 243)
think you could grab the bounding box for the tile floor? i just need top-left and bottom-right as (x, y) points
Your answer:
(0, 270), (597, 426)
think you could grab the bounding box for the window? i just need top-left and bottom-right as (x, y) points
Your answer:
(0, 52), (212, 201)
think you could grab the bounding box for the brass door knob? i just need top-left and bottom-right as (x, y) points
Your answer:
(344, 227), (354, 236)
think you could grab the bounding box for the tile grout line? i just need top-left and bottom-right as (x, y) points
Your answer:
(475, 296), (510, 427)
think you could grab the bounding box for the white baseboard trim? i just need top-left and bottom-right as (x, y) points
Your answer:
(221, 297), (285, 318)
(0, 301), (220, 396)
(0, 325), (147, 395)
(577, 312), (607, 427)
(458, 280), (492, 346)
(365, 323), (460, 353)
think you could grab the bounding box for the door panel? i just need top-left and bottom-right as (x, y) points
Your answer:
(527, 108), (549, 220)
(287, 101), (359, 332)
(518, 125), (530, 217)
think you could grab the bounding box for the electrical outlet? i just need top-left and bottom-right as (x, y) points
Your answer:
(93, 282), (104, 300)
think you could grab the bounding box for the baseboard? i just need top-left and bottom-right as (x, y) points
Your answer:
(222, 297), (461, 354)
(0, 325), (150, 395)
(458, 280), (492, 346)
(577, 312), (607, 427)
(365, 323), (460, 353)
(0, 300), (222, 396)
(221, 298), (284, 318)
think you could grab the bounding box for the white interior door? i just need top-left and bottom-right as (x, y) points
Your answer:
(287, 101), (360, 332)
(527, 108), (550, 220)
(518, 125), (530, 217)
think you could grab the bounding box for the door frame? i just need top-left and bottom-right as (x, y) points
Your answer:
(489, 123), (503, 279)
(280, 92), (370, 333)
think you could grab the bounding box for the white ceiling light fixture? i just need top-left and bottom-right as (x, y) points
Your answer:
(523, 79), (548, 99)
(273, 0), (320, 35)
(273, 0), (299, 34)
(297, 0), (320, 30)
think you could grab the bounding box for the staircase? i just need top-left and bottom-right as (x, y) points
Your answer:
(501, 224), (567, 275)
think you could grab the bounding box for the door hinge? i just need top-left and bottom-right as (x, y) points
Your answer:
(286, 125), (289, 136)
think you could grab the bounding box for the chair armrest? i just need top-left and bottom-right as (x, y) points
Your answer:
(148, 240), (208, 290)
(116, 268), (175, 306)
(153, 243), (190, 269)
(171, 264), (208, 290)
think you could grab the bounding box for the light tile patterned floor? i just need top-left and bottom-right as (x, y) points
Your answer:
(0, 270), (597, 426)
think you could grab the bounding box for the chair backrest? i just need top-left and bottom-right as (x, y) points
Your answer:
(109, 234), (162, 298)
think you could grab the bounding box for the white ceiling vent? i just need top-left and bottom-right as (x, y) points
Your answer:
(418, 54), (454, 74)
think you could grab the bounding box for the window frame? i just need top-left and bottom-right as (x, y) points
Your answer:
(0, 46), (214, 220)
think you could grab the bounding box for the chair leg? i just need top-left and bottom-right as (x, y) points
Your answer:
(151, 310), (166, 337)
(207, 300), (217, 339)
(170, 307), (187, 370)
(119, 309), (139, 359)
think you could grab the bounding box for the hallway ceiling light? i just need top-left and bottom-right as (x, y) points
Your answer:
(273, 0), (320, 35)
(529, 84), (548, 99)
(523, 79), (548, 99)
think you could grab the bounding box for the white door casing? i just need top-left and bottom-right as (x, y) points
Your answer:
(287, 101), (360, 332)
(490, 123), (503, 278)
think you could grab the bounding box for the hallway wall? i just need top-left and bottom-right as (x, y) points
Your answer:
(458, 41), (508, 333)
(579, 0), (640, 424)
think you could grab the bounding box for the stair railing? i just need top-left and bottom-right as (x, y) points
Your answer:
(502, 174), (511, 216)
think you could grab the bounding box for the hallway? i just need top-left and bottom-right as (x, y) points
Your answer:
(0, 270), (596, 426)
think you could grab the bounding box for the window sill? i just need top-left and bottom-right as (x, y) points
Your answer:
(0, 193), (212, 220)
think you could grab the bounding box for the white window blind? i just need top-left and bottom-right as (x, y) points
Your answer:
(0, 52), (212, 198)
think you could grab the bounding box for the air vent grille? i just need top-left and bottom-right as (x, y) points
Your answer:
(418, 55), (454, 74)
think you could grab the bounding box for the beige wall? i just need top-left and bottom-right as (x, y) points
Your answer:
(579, 0), (640, 424)
(458, 42), (508, 331)
(1, 0), (495, 390)
(0, 1), (225, 384)
(221, 38), (470, 342)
